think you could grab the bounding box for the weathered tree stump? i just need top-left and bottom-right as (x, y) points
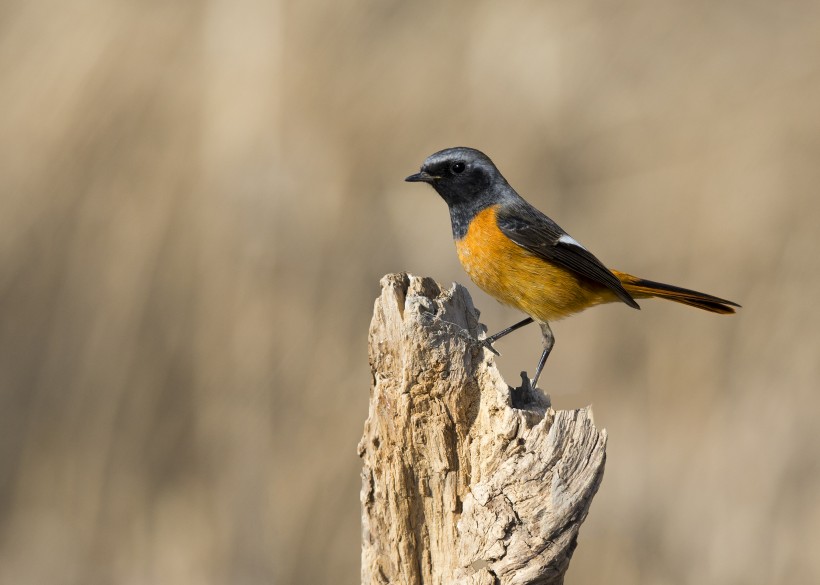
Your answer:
(359, 274), (607, 585)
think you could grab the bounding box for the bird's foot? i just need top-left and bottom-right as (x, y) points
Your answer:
(455, 330), (501, 356)
(478, 336), (501, 356)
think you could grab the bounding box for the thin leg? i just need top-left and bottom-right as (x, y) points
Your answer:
(480, 317), (535, 355)
(486, 317), (534, 345)
(530, 322), (555, 388)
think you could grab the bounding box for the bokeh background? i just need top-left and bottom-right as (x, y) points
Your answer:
(2, 1), (819, 583)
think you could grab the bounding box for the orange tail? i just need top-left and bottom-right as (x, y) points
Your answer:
(613, 270), (740, 315)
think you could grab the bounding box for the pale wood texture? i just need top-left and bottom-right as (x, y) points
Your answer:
(359, 274), (607, 585)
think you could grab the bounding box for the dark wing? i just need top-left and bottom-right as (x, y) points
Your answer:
(495, 202), (640, 309)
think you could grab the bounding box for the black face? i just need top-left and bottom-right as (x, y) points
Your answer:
(405, 147), (500, 207)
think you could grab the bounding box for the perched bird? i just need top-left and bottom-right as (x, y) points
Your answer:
(406, 147), (739, 388)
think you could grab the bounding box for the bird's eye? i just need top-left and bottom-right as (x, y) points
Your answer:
(451, 161), (466, 174)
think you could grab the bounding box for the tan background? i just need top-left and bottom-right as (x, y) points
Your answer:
(1, 1), (819, 583)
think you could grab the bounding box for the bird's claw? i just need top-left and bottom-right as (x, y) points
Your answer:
(479, 336), (501, 356)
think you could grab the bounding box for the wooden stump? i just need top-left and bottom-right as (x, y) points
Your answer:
(359, 274), (607, 585)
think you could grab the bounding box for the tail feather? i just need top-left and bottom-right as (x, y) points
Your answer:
(612, 270), (740, 315)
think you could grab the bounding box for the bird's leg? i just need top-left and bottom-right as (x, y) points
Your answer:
(487, 317), (535, 344)
(529, 322), (555, 389)
(480, 317), (534, 355)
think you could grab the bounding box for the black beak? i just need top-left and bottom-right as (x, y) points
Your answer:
(405, 171), (438, 183)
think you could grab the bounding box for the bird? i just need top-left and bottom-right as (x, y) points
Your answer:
(405, 147), (739, 388)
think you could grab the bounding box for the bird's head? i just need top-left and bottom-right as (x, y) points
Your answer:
(405, 147), (502, 207)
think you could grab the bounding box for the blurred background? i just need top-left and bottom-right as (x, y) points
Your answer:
(1, 0), (819, 583)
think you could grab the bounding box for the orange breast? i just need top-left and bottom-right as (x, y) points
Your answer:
(455, 205), (612, 322)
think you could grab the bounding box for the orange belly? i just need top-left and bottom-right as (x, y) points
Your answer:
(455, 205), (614, 322)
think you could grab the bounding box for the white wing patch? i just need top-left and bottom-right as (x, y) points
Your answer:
(558, 233), (587, 250)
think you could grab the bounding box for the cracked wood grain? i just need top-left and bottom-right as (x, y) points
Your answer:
(359, 273), (607, 585)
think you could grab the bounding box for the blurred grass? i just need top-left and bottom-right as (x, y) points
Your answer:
(1, 0), (819, 584)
